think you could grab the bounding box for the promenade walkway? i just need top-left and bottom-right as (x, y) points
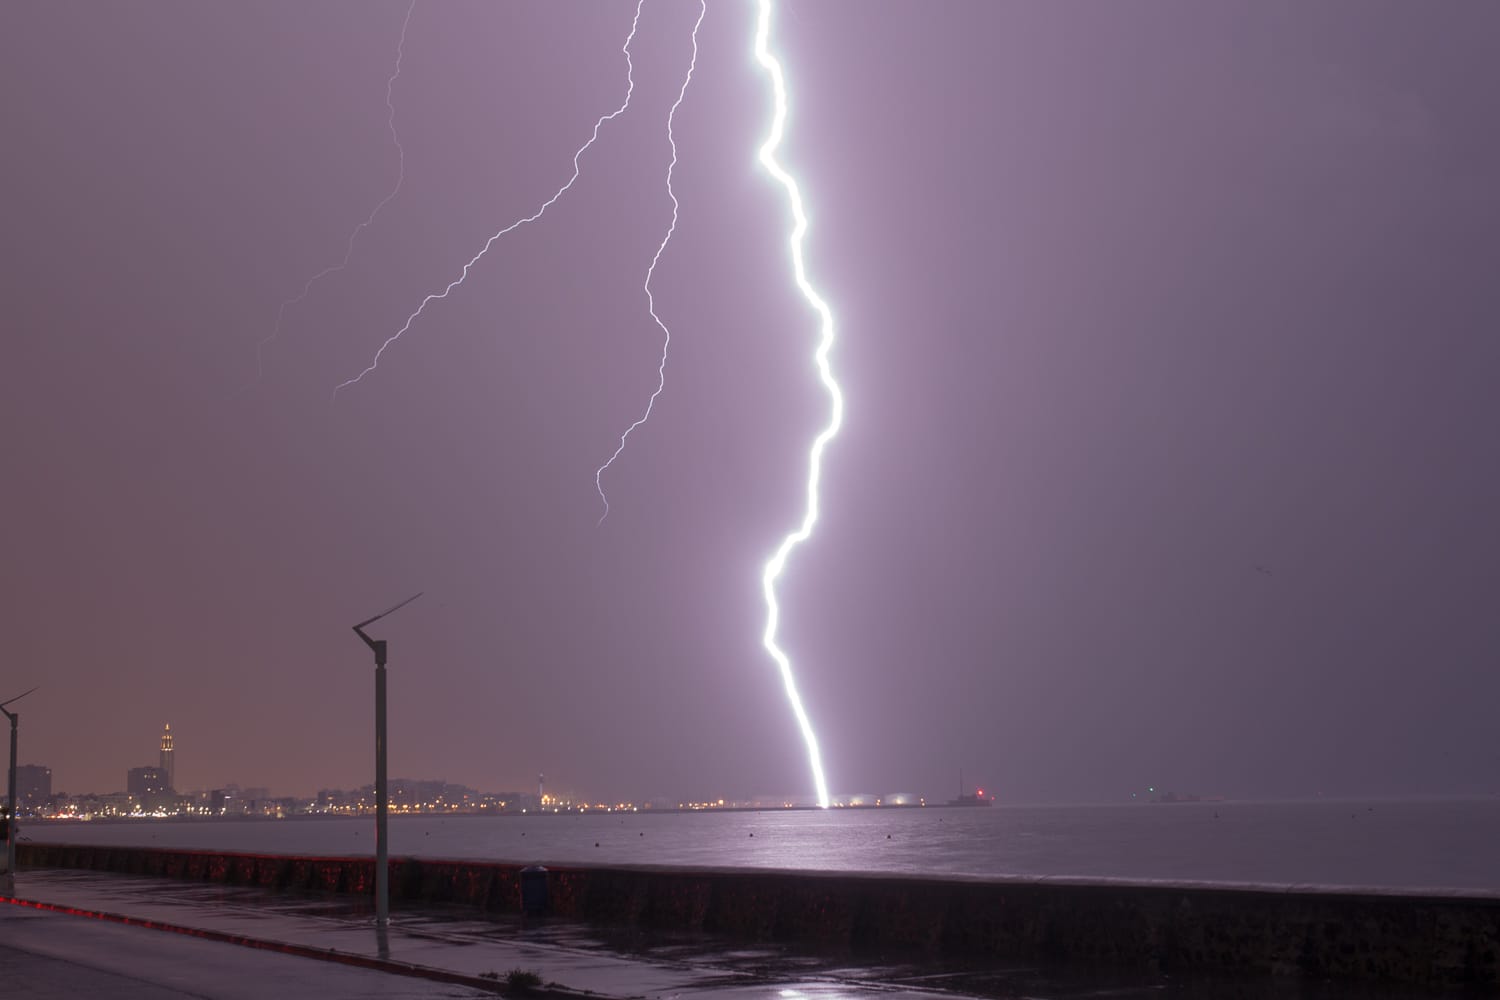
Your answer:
(0, 868), (1433, 998)
(0, 868), (1031, 999)
(0, 900), (491, 999)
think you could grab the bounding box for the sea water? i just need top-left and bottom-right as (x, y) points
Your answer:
(25, 796), (1500, 892)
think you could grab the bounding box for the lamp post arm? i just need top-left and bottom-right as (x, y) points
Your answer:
(0, 686), (38, 715)
(353, 592), (423, 632)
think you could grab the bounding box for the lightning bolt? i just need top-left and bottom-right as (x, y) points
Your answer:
(311, 1), (839, 807)
(333, 1), (646, 398)
(592, 1), (707, 526)
(754, 0), (842, 810)
(253, 0), (416, 383)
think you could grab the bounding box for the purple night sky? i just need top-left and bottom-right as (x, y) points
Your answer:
(3, 1), (1497, 804)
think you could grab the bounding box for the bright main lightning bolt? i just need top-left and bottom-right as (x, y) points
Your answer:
(593, 1), (706, 525)
(255, 0), (416, 381)
(754, 0), (842, 810)
(333, 2), (646, 397)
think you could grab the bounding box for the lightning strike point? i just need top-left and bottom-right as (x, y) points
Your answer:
(754, 0), (842, 810)
(332, 1), (647, 399)
(593, 1), (708, 525)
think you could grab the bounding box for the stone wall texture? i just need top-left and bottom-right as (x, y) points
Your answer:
(18, 843), (1498, 988)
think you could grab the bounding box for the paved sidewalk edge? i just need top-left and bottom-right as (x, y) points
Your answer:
(0, 894), (607, 999)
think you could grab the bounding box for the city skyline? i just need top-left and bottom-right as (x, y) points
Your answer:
(14, 718), (995, 805)
(1, 715), (1444, 809)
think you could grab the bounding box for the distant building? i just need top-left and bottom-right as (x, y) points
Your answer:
(101, 792), (134, 816)
(159, 723), (175, 792)
(126, 766), (166, 798)
(16, 764), (51, 810)
(72, 792), (134, 817)
(127, 765), (170, 812)
(207, 788), (246, 816)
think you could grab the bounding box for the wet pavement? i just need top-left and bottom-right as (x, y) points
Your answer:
(0, 900), (493, 999)
(0, 868), (1461, 999)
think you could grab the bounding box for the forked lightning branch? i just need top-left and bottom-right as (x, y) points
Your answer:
(304, 1), (842, 807)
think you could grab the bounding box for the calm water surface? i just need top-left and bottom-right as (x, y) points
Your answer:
(27, 798), (1500, 892)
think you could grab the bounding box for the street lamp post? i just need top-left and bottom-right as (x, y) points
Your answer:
(1, 687), (39, 879)
(351, 593), (421, 926)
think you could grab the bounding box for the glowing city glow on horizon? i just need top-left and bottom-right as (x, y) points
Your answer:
(332, 2), (646, 399)
(593, 1), (707, 525)
(254, 0), (416, 383)
(754, 0), (841, 811)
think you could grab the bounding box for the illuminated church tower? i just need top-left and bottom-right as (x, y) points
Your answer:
(160, 723), (175, 793)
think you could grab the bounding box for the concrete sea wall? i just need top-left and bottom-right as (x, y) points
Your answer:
(18, 842), (1499, 989)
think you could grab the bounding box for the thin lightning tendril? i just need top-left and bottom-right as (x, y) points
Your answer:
(311, 1), (838, 807)
(333, 1), (646, 398)
(755, 0), (842, 810)
(254, 0), (416, 383)
(593, 1), (707, 526)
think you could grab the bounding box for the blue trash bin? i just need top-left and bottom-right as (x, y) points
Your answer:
(520, 865), (548, 915)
